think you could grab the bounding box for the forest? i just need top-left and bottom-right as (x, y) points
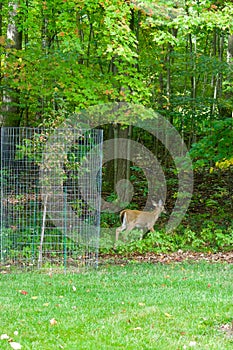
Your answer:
(0, 0), (233, 256)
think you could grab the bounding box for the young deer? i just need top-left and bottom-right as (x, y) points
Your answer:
(115, 200), (166, 242)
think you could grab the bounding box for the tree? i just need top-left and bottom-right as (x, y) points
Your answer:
(1, 1), (22, 126)
(1, 0), (233, 170)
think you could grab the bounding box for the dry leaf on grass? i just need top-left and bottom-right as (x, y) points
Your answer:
(183, 341), (197, 349)
(219, 322), (233, 337)
(131, 327), (142, 331)
(0, 334), (9, 340)
(9, 342), (22, 350)
(19, 290), (28, 295)
(50, 318), (58, 326)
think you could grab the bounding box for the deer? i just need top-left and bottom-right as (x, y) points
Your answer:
(115, 199), (166, 242)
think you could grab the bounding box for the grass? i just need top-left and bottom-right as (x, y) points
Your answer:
(0, 262), (233, 349)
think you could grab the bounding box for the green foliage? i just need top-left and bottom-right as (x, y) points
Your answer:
(1, 0), (233, 252)
(1, 0), (233, 128)
(1, 225), (93, 263)
(105, 221), (233, 255)
(100, 161), (232, 256)
(113, 230), (176, 255)
(190, 118), (233, 170)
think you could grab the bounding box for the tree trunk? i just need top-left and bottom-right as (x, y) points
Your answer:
(114, 124), (132, 205)
(104, 124), (115, 189)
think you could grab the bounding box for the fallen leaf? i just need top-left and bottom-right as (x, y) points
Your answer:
(43, 303), (49, 307)
(19, 290), (28, 295)
(164, 312), (173, 318)
(72, 286), (76, 292)
(100, 251), (233, 264)
(31, 296), (38, 300)
(50, 318), (57, 325)
(138, 302), (145, 306)
(9, 342), (22, 350)
(0, 333), (9, 340)
(131, 327), (142, 331)
(189, 341), (197, 347)
(219, 322), (233, 337)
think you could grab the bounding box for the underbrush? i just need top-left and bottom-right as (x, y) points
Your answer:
(101, 168), (233, 255)
(100, 221), (233, 255)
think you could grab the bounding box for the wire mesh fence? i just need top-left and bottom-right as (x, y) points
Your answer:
(0, 127), (103, 270)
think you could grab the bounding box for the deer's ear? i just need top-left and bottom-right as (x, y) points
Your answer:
(158, 199), (163, 206)
(151, 200), (158, 207)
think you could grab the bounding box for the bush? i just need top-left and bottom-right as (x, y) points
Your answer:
(100, 221), (233, 255)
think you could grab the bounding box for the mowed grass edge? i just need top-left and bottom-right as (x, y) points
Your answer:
(0, 262), (233, 350)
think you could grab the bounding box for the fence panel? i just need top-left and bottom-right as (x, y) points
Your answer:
(0, 127), (103, 270)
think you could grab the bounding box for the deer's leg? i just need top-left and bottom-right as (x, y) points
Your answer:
(122, 222), (136, 242)
(115, 225), (130, 246)
(139, 229), (144, 240)
(115, 216), (127, 242)
(114, 226), (123, 249)
(115, 226), (123, 242)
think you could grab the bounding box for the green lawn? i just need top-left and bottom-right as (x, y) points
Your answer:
(0, 262), (233, 349)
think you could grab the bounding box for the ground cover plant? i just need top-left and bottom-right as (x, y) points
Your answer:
(1, 262), (233, 350)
